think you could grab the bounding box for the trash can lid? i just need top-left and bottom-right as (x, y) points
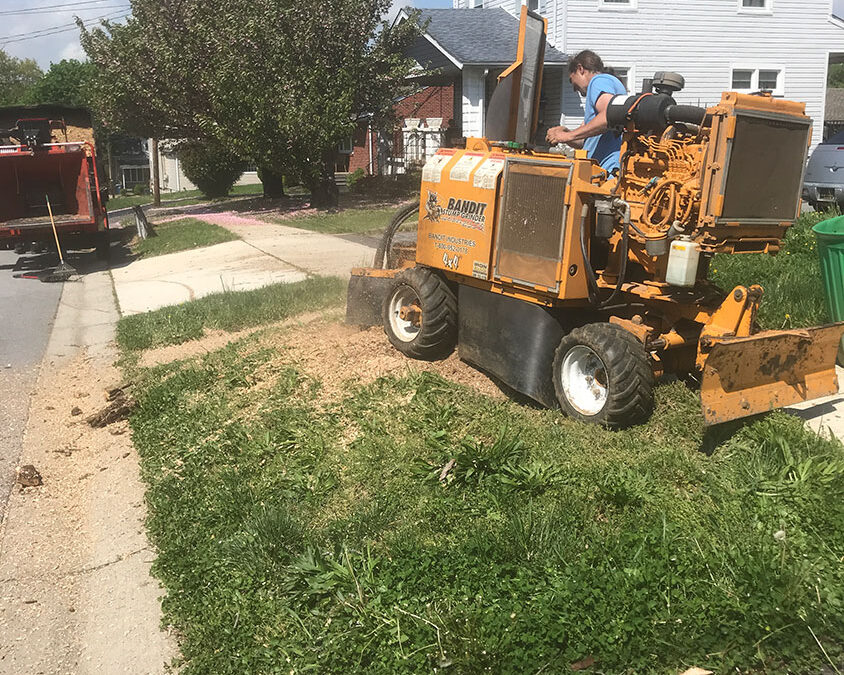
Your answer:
(813, 215), (844, 237)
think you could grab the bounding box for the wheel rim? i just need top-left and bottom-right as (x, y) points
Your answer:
(561, 345), (609, 416)
(387, 285), (421, 342)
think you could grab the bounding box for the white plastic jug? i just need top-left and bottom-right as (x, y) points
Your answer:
(666, 237), (700, 287)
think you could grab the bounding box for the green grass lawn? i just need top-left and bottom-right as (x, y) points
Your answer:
(119, 207), (844, 674)
(108, 183), (264, 211)
(116, 276), (346, 351)
(265, 204), (409, 235)
(133, 218), (238, 259)
(128, 321), (844, 674)
(711, 209), (838, 329)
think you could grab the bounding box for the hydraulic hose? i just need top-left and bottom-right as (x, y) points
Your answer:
(600, 200), (630, 308)
(665, 105), (706, 126)
(578, 203), (600, 306)
(375, 200), (419, 268)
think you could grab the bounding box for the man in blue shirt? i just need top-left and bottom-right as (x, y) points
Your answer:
(546, 50), (628, 173)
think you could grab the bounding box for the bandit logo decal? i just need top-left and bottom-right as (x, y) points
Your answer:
(424, 194), (489, 231)
(442, 197), (488, 231)
(423, 190), (442, 222)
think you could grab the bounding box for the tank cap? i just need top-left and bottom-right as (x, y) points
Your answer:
(652, 72), (685, 94)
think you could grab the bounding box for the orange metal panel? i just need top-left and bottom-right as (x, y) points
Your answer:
(416, 148), (504, 280)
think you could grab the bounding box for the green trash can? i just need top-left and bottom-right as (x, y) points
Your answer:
(813, 215), (844, 364)
(813, 215), (844, 322)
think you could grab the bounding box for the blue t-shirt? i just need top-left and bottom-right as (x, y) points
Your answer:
(582, 72), (627, 173)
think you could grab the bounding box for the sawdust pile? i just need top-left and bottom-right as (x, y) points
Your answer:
(265, 320), (505, 400)
(141, 313), (505, 400)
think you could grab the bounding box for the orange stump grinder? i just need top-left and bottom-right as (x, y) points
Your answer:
(347, 7), (844, 428)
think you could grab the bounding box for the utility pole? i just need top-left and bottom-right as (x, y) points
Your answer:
(151, 137), (161, 206)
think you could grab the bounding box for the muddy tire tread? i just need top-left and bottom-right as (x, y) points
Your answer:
(553, 322), (654, 428)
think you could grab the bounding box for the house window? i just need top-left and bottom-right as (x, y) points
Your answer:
(526, 0), (539, 11)
(599, 0), (637, 9)
(122, 166), (150, 187)
(609, 66), (633, 92)
(337, 137), (353, 154)
(739, 0), (772, 11)
(472, 0), (483, 7)
(730, 67), (783, 95)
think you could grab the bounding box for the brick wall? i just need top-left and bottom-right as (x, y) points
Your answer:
(348, 83), (457, 175)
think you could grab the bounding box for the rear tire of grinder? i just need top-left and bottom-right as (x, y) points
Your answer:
(382, 266), (456, 360)
(553, 323), (654, 428)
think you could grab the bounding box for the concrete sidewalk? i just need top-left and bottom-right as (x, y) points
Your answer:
(787, 366), (844, 441)
(111, 213), (375, 315)
(197, 212), (375, 277)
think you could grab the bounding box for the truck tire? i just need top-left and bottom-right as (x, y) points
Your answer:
(553, 322), (654, 428)
(382, 266), (456, 360)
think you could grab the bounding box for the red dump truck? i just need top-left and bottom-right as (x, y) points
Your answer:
(0, 105), (110, 259)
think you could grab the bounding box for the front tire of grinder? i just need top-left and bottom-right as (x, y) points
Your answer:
(553, 322), (654, 428)
(382, 266), (456, 360)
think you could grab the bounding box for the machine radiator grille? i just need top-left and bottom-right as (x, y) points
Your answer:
(720, 113), (810, 221)
(495, 161), (570, 288)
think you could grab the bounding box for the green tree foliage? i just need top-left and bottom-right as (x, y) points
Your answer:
(0, 50), (43, 106)
(829, 63), (844, 88)
(25, 59), (95, 107)
(79, 1), (420, 207)
(178, 139), (247, 199)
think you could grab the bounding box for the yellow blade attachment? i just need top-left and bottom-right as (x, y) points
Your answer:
(700, 323), (844, 425)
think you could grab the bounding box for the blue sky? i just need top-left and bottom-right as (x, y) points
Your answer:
(1, 0), (455, 70)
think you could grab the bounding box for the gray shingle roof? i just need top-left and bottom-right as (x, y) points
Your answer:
(826, 88), (844, 122)
(412, 8), (567, 67)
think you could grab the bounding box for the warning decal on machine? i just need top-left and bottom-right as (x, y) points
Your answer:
(449, 153), (485, 182)
(422, 149), (457, 183)
(473, 157), (506, 190)
(472, 261), (489, 279)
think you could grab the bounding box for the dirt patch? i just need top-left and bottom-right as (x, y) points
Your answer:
(264, 319), (505, 400)
(139, 310), (340, 368)
(0, 350), (175, 673)
(139, 314), (506, 401)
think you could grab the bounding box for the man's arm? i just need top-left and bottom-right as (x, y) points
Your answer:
(546, 92), (613, 146)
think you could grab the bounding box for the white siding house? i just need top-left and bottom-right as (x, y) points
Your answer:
(399, 9), (568, 146)
(453, 0), (844, 150)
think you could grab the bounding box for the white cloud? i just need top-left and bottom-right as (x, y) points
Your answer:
(58, 40), (86, 62)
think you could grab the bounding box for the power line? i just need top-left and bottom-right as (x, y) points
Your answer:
(0, 8), (127, 38)
(0, 0), (125, 16)
(0, 4), (128, 17)
(0, 9), (129, 44)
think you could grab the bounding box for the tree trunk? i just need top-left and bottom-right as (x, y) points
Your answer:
(308, 150), (339, 209)
(258, 166), (285, 198)
(151, 137), (161, 207)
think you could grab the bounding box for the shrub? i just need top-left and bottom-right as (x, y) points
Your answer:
(346, 167), (365, 191)
(178, 140), (247, 199)
(131, 182), (149, 195)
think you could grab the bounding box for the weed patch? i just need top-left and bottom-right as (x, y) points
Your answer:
(130, 336), (844, 674)
(133, 218), (238, 258)
(712, 209), (838, 329)
(116, 276), (345, 351)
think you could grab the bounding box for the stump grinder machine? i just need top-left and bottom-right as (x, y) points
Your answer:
(346, 6), (844, 428)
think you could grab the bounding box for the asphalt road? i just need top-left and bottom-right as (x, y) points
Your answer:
(0, 250), (64, 521)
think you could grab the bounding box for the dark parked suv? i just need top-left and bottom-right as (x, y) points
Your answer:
(803, 130), (844, 210)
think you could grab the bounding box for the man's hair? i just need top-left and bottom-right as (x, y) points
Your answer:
(568, 50), (605, 74)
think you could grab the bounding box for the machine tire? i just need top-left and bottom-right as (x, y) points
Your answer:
(553, 322), (654, 428)
(382, 266), (456, 360)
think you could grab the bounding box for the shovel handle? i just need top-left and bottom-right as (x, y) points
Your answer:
(45, 194), (64, 264)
